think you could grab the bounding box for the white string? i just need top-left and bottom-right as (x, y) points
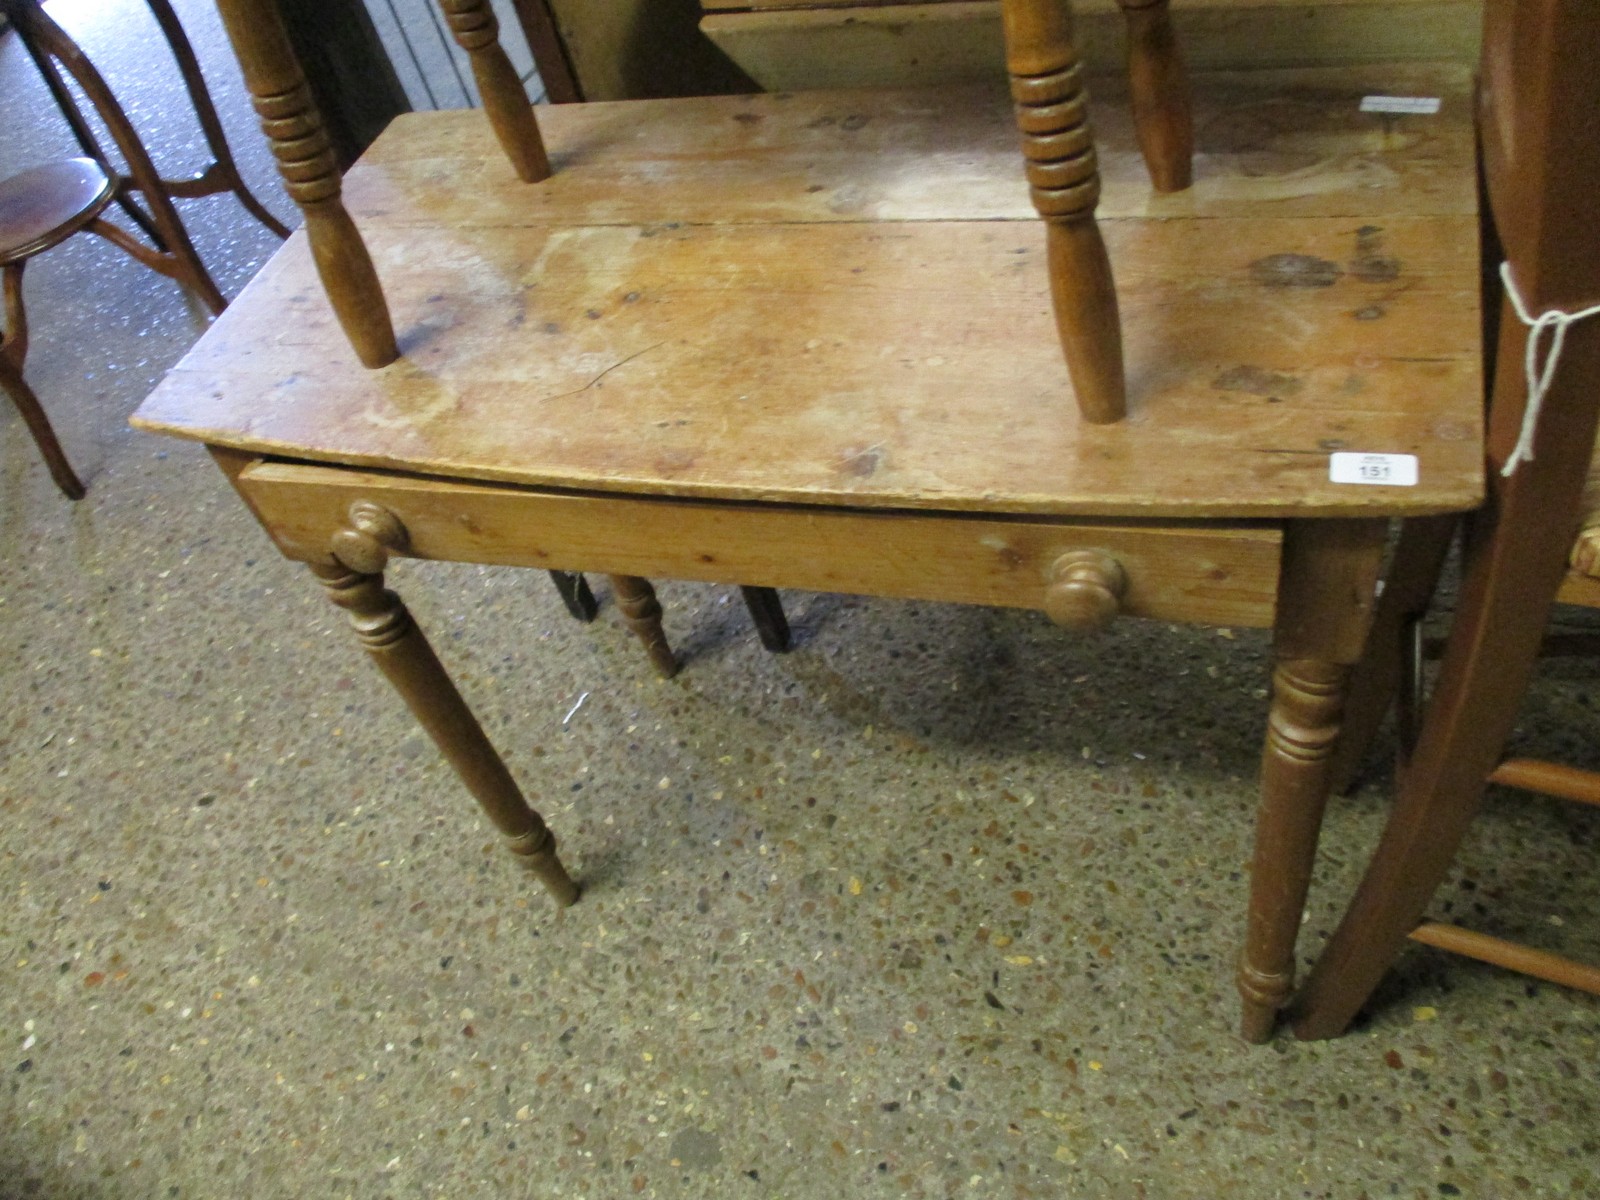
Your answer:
(1499, 261), (1600, 477)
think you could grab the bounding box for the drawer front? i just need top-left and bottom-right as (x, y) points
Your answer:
(237, 461), (1283, 629)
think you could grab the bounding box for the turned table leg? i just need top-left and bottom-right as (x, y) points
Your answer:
(610, 574), (678, 678)
(317, 503), (577, 905)
(1239, 657), (1349, 1041)
(1237, 519), (1386, 1041)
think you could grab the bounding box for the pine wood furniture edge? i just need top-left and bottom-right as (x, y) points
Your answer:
(228, 456), (1286, 628)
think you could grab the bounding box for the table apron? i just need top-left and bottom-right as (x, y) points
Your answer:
(235, 458), (1283, 629)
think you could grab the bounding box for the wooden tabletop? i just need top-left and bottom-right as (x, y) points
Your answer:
(134, 63), (1483, 519)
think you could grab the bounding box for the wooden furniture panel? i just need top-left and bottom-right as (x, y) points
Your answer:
(134, 75), (1481, 519)
(235, 460), (1285, 627)
(139, 211), (1481, 518)
(342, 68), (1477, 227)
(702, 0), (1483, 93)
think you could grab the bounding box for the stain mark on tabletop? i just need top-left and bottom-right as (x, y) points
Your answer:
(839, 445), (884, 477)
(732, 112), (763, 126)
(1250, 254), (1341, 288)
(1349, 225), (1401, 283)
(1212, 365), (1304, 398)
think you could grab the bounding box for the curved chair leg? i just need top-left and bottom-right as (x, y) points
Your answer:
(1290, 565), (1556, 1038)
(1292, 291), (1600, 1039)
(142, 0), (293, 239)
(1114, 0), (1194, 192)
(1, 267), (84, 500)
(610, 575), (678, 678)
(740, 586), (791, 652)
(9, 0), (228, 317)
(548, 570), (598, 622)
(1328, 514), (1459, 795)
(0, 353), (85, 500)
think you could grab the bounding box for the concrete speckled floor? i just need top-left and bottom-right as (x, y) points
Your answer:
(3, 3), (1599, 1197)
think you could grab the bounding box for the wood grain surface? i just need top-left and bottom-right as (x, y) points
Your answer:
(135, 67), (1482, 519)
(234, 461), (1285, 628)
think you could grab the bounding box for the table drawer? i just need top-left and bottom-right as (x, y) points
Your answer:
(237, 460), (1282, 629)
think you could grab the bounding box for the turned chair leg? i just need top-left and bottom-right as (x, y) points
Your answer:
(315, 504), (577, 904)
(740, 586), (791, 652)
(1114, 0), (1194, 192)
(610, 575), (678, 678)
(436, 0), (551, 182)
(1000, 0), (1126, 424)
(215, 0), (398, 368)
(2, 266), (83, 498)
(548, 570), (599, 622)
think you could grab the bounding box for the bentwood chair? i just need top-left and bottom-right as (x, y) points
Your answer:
(134, 0), (1485, 1039)
(0, 0), (286, 497)
(1290, 0), (1600, 1037)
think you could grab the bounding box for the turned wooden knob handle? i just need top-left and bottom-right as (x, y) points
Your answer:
(1044, 549), (1127, 630)
(330, 500), (409, 575)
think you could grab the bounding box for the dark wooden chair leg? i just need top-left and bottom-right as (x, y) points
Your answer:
(143, 0), (294, 239)
(1114, 0), (1194, 192)
(1328, 514), (1459, 795)
(610, 574), (678, 678)
(740, 586), (791, 652)
(0, 352), (85, 500)
(1292, 295), (1600, 1038)
(548, 570), (598, 622)
(1290, 550), (1560, 1038)
(312, 505), (577, 904)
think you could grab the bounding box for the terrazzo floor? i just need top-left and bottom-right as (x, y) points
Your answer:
(2, 3), (1598, 1197)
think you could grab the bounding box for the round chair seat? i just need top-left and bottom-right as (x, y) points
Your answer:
(0, 158), (116, 265)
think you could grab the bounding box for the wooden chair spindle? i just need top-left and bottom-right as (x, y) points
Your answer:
(1114, 0), (1194, 192)
(214, 0), (398, 368)
(999, 0), (1126, 424)
(437, 0), (552, 182)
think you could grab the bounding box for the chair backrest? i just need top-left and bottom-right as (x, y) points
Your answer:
(1477, 0), (1600, 486)
(1480, 0), (1600, 314)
